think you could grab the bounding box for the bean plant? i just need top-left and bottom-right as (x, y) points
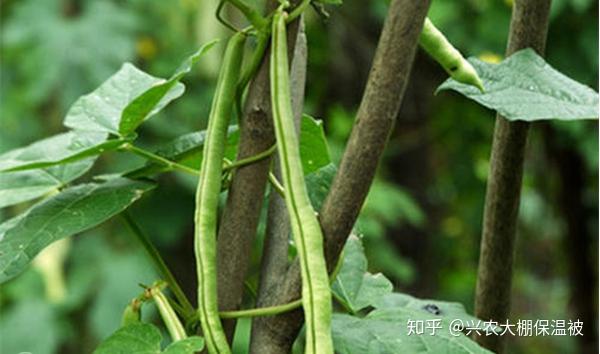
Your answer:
(0, 0), (597, 353)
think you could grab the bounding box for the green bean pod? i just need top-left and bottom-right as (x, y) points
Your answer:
(420, 18), (484, 91)
(194, 31), (246, 354)
(150, 286), (187, 342)
(270, 11), (334, 354)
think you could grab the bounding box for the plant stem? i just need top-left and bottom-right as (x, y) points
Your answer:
(121, 212), (195, 319)
(222, 144), (276, 172)
(268, 172), (286, 197)
(187, 299), (303, 325)
(123, 144), (199, 176)
(220, 299), (303, 319)
(474, 1), (551, 353)
(287, 0), (310, 23)
(227, 0), (268, 29)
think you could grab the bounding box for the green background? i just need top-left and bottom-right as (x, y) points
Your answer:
(0, 0), (597, 353)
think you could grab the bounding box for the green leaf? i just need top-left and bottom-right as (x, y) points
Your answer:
(119, 41), (218, 136)
(0, 159), (94, 208)
(64, 63), (184, 135)
(332, 235), (393, 313)
(0, 131), (125, 172)
(0, 43), (216, 173)
(94, 323), (162, 354)
(163, 337), (205, 354)
(374, 293), (483, 327)
(0, 177), (155, 283)
(299, 114), (331, 174)
(306, 163), (337, 211)
(94, 323), (204, 354)
(437, 48), (599, 121)
(333, 309), (493, 354)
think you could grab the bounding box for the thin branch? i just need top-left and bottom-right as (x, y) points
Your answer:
(268, 172), (286, 198)
(123, 144), (199, 176)
(249, 1), (431, 353)
(221, 299), (302, 319)
(474, 1), (551, 353)
(222, 144), (276, 172)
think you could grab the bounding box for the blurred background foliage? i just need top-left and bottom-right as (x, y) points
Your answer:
(0, 0), (597, 353)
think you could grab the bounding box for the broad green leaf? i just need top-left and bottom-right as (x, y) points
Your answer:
(1, 43), (215, 173)
(333, 309), (493, 354)
(373, 293), (500, 335)
(437, 48), (599, 121)
(94, 323), (204, 354)
(332, 235), (393, 313)
(0, 177), (155, 283)
(119, 41), (218, 136)
(64, 63), (184, 135)
(299, 114), (331, 174)
(0, 131), (125, 172)
(374, 293), (483, 327)
(163, 337), (205, 354)
(0, 159), (94, 208)
(306, 163), (337, 211)
(94, 323), (162, 354)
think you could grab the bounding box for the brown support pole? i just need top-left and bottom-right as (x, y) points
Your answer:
(474, 1), (551, 352)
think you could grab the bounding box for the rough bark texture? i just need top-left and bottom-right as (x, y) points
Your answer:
(474, 0), (551, 352)
(255, 21), (307, 307)
(215, 2), (303, 342)
(248, 1), (430, 353)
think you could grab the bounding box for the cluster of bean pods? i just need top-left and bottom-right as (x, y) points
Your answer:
(192, 3), (483, 354)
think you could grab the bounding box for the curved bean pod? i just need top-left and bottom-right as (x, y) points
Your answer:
(270, 11), (334, 354)
(420, 18), (484, 91)
(194, 31), (246, 354)
(150, 286), (187, 342)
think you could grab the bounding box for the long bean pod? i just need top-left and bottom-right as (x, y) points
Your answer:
(420, 18), (484, 91)
(194, 31), (246, 354)
(270, 11), (334, 354)
(149, 285), (188, 342)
